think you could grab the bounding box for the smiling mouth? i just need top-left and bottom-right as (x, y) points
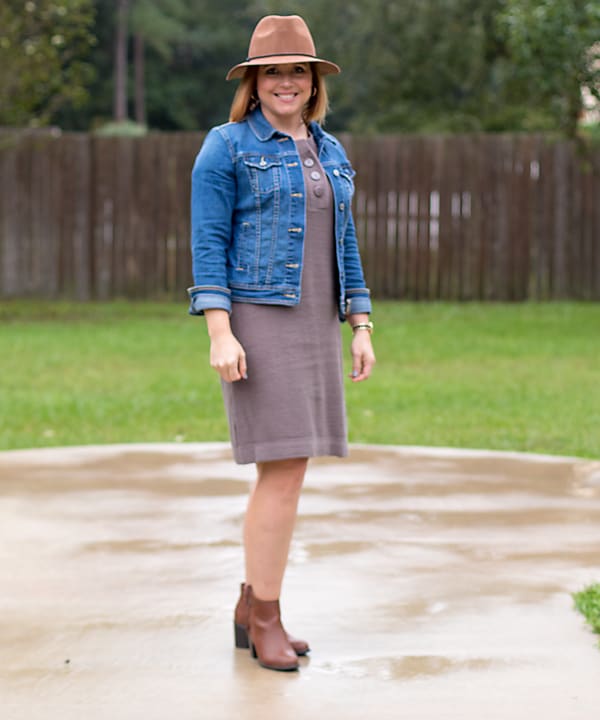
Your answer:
(275, 93), (298, 100)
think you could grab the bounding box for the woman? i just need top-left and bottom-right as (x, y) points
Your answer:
(188, 14), (375, 672)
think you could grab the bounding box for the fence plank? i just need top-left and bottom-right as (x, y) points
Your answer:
(593, 153), (600, 299)
(0, 134), (20, 296)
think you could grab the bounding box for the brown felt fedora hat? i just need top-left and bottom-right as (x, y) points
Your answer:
(226, 15), (341, 81)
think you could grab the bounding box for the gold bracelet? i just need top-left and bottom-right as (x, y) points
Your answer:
(352, 321), (374, 334)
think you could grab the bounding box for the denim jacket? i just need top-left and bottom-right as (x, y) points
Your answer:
(187, 106), (371, 321)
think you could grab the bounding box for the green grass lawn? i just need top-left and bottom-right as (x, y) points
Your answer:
(1, 300), (599, 457)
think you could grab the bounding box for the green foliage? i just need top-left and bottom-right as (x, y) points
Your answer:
(329, 0), (511, 132)
(141, 0), (258, 130)
(13, 0), (600, 135)
(0, 0), (97, 127)
(573, 584), (600, 643)
(64, 0), (258, 130)
(499, 0), (600, 137)
(580, 122), (600, 145)
(130, 0), (188, 59)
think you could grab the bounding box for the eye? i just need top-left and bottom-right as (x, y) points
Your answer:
(265, 66), (279, 75)
(294, 65), (307, 74)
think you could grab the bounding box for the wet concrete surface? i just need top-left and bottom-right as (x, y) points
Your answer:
(1, 442), (600, 720)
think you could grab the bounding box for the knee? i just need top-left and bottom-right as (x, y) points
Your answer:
(257, 458), (307, 496)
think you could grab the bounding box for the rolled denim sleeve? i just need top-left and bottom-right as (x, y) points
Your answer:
(342, 200), (372, 318)
(187, 127), (236, 316)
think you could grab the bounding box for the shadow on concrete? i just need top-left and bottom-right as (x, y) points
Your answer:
(1, 443), (600, 720)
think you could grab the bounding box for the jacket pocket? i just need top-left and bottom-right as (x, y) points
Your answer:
(242, 155), (282, 195)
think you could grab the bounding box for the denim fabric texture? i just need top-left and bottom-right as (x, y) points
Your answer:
(187, 106), (371, 320)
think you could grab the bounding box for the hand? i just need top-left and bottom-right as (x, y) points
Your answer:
(349, 331), (375, 382)
(210, 331), (247, 383)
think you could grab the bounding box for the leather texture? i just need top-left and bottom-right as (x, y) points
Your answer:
(247, 588), (299, 671)
(234, 582), (310, 656)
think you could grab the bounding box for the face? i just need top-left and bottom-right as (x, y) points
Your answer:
(255, 63), (313, 128)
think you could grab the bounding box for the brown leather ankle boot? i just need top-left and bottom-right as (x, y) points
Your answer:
(247, 588), (299, 671)
(233, 583), (310, 656)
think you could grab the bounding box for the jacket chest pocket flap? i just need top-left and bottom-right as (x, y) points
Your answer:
(242, 155), (282, 194)
(339, 164), (356, 198)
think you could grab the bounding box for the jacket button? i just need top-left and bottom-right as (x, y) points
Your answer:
(339, 202), (345, 210)
(333, 169), (340, 176)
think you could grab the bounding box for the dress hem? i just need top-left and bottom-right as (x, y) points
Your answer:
(232, 437), (348, 465)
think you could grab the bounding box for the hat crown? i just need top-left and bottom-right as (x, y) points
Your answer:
(247, 15), (316, 60)
(225, 14), (340, 81)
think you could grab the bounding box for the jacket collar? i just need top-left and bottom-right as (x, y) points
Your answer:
(247, 106), (280, 141)
(246, 106), (332, 154)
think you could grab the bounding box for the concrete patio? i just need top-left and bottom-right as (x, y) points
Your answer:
(1, 443), (599, 720)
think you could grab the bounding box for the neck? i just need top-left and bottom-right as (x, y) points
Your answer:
(261, 108), (308, 140)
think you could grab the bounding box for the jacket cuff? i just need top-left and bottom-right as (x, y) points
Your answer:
(344, 289), (372, 317)
(187, 285), (232, 316)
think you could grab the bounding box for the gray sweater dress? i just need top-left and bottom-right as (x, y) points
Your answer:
(221, 136), (348, 464)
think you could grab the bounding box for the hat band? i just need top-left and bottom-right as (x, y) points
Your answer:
(245, 52), (318, 62)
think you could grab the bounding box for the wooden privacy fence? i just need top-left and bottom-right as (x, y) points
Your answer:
(0, 130), (202, 302)
(1, 130), (599, 302)
(343, 133), (600, 300)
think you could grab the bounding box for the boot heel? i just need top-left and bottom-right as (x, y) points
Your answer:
(234, 622), (250, 649)
(250, 640), (257, 659)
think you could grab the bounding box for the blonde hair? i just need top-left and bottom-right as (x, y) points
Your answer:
(229, 65), (330, 125)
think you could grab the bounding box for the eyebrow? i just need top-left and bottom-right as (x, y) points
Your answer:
(264, 63), (309, 71)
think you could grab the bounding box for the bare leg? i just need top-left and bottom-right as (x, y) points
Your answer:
(244, 457), (308, 601)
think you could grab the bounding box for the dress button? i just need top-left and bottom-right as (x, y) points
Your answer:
(310, 170), (321, 181)
(314, 185), (324, 197)
(303, 158), (315, 167)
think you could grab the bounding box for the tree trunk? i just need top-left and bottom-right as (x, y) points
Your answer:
(113, 0), (129, 122)
(565, 85), (582, 139)
(134, 32), (145, 126)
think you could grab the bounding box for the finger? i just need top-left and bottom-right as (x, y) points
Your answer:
(213, 359), (239, 383)
(357, 358), (374, 381)
(239, 352), (248, 380)
(350, 353), (375, 382)
(349, 353), (362, 380)
(349, 366), (365, 381)
(218, 365), (233, 383)
(229, 361), (242, 382)
(351, 368), (367, 382)
(211, 361), (227, 381)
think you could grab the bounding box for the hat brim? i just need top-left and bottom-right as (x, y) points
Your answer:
(226, 55), (341, 81)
